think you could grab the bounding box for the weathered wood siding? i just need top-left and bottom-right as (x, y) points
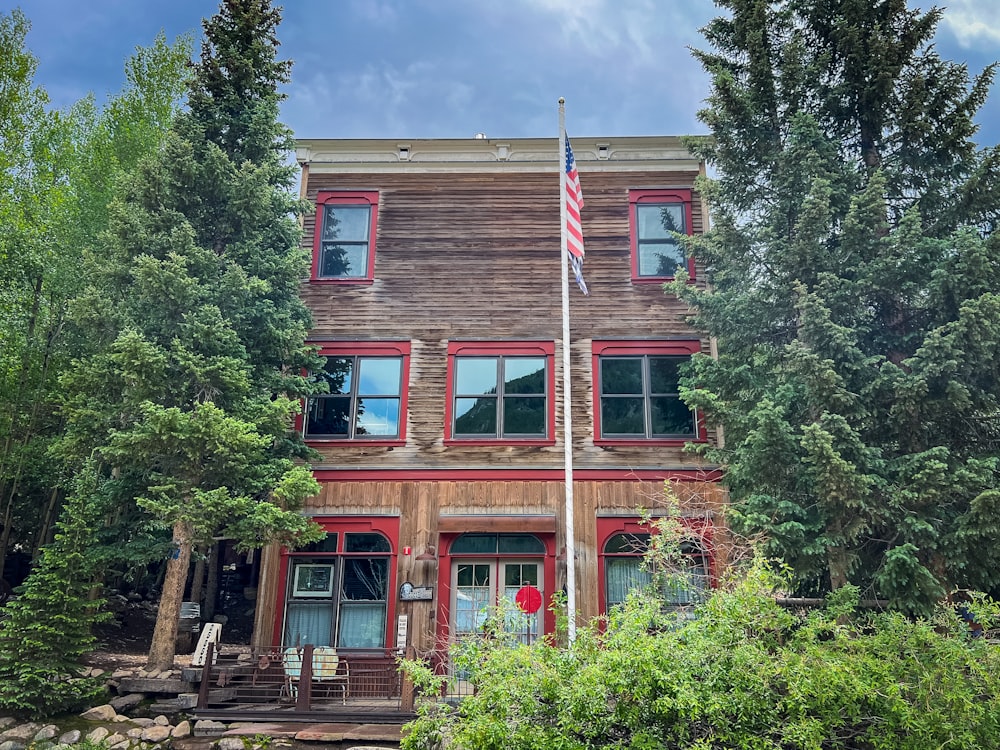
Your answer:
(299, 478), (726, 649)
(301, 168), (712, 470)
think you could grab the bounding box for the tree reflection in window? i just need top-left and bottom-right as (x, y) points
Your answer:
(453, 356), (547, 438)
(305, 356), (402, 439)
(319, 204), (371, 278)
(636, 202), (686, 277)
(599, 355), (695, 438)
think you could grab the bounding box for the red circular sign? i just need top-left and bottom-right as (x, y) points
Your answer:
(514, 585), (543, 614)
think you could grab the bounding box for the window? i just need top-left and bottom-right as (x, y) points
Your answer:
(284, 529), (394, 650)
(593, 341), (702, 443)
(629, 189), (695, 282)
(598, 519), (711, 612)
(445, 342), (555, 443)
(304, 342), (410, 443)
(311, 191), (378, 282)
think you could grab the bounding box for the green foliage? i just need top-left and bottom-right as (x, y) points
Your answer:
(674, 0), (1000, 612)
(403, 560), (1000, 750)
(58, 0), (322, 667)
(0, 465), (110, 719)
(0, 7), (191, 578)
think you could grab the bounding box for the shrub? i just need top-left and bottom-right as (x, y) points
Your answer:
(402, 560), (1000, 750)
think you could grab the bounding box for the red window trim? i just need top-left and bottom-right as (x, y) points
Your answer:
(444, 341), (557, 446)
(310, 190), (379, 284)
(628, 188), (695, 284)
(592, 339), (706, 446)
(301, 340), (410, 446)
(596, 516), (714, 614)
(273, 515), (400, 649)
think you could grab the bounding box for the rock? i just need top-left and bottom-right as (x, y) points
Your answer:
(126, 728), (143, 739)
(0, 720), (14, 732)
(141, 725), (171, 743)
(85, 727), (110, 743)
(57, 730), (81, 745)
(0, 740), (25, 750)
(113, 715), (130, 723)
(171, 721), (191, 739)
(2, 724), (40, 742)
(110, 693), (144, 711)
(111, 669), (132, 679)
(216, 738), (245, 750)
(104, 733), (127, 749)
(152, 715), (170, 726)
(193, 720), (227, 737)
(80, 704), (117, 722)
(90, 668), (105, 678)
(131, 718), (154, 727)
(33, 726), (57, 742)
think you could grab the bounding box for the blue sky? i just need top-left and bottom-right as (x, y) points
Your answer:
(10, 0), (1000, 146)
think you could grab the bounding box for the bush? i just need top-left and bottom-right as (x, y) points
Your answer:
(402, 561), (1000, 750)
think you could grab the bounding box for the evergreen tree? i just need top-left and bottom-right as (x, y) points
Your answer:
(675, 0), (1000, 613)
(62, 0), (324, 671)
(0, 11), (191, 583)
(0, 464), (109, 719)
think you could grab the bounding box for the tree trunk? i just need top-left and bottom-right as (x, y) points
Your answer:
(189, 545), (207, 608)
(827, 544), (850, 590)
(204, 542), (220, 622)
(32, 486), (61, 559)
(146, 520), (194, 671)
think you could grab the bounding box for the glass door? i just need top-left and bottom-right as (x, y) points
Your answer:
(451, 560), (542, 642)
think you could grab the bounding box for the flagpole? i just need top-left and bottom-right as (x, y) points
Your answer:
(558, 97), (577, 644)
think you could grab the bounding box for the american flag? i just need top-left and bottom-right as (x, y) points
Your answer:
(564, 137), (588, 294)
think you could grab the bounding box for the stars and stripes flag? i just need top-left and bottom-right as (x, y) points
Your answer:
(564, 137), (588, 295)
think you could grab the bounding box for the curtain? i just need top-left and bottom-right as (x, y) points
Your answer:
(285, 602), (334, 647)
(606, 557), (652, 607)
(338, 602), (386, 648)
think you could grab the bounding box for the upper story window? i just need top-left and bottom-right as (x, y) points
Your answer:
(445, 342), (556, 444)
(593, 340), (702, 444)
(304, 342), (409, 443)
(311, 191), (378, 282)
(629, 189), (695, 282)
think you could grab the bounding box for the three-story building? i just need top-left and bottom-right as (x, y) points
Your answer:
(251, 135), (725, 668)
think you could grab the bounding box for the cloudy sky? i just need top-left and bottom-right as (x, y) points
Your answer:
(11, 0), (1000, 147)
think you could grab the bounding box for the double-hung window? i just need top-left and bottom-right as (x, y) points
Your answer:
(629, 189), (694, 282)
(445, 342), (555, 443)
(304, 342), (409, 443)
(311, 191), (378, 282)
(593, 340), (701, 443)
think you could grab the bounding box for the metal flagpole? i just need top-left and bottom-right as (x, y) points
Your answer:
(558, 98), (577, 644)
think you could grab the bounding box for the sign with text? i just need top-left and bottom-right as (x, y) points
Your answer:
(399, 582), (434, 601)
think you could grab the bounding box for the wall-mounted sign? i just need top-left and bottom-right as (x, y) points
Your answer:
(399, 581), (434, 601)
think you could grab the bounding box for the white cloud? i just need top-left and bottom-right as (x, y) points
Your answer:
(939, 0), (1000, 45)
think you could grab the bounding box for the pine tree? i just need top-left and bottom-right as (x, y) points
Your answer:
(0, 464), (109, 719)
(63, 0), (324, 671)
(675, 0), (1000, 613)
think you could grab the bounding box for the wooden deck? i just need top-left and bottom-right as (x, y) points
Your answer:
(192, 644), (416, 723)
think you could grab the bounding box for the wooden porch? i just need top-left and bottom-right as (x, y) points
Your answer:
(190, 643), (417, 723)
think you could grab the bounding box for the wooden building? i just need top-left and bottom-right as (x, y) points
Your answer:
(251, 135), (725, 670)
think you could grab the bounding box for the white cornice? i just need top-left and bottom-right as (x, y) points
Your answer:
(295, 136), (703, 174)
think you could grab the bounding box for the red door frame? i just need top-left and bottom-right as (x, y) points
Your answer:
(434, 532), (558, 647)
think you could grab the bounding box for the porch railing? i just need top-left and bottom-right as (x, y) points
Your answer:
(195, 643), (412, 712)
